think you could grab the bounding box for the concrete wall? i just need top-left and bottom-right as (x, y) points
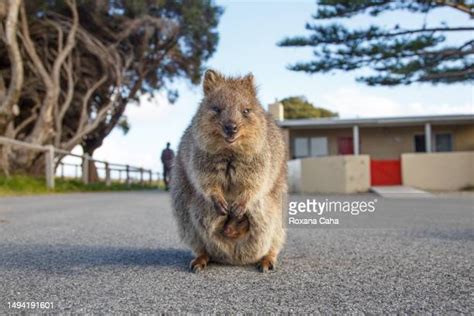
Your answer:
(268, 102), (284, 121)
(288, 155), (370, 194)
(402, 152), (474, 191)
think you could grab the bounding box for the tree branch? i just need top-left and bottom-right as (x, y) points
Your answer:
(55, 56), (75, 146)
(19, 3), (52, 88)
(51, 0), (78, 90)
(435, 0), (473, 17)
(382, 26), (474, 37)
(13, 106), (39, 137)
(0, 0), (23, 117)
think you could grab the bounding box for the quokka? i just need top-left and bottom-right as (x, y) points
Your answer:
(170, 70), (287, 272)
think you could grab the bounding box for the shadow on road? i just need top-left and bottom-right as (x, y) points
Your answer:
(0, 244), (193, 272)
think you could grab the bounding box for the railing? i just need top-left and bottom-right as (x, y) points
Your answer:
(0, 136), (160, 189)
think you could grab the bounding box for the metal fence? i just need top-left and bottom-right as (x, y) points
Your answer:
(0, 136), (159, 189)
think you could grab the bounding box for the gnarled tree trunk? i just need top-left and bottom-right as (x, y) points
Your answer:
(0, 0), (221, 177)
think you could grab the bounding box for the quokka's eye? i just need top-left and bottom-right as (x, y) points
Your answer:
(242, 108), (251, 115)
(212, 106), (221, 113)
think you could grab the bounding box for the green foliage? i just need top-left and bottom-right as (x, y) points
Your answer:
(72, 0), (223, 95)
(280, 96), (338, 119)
(0, 175), (163, 196)
(278, 0), (473, 85)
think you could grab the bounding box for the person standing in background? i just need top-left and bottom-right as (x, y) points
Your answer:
(161, 142), (175, 191)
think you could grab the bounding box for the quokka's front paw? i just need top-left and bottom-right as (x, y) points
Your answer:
(229, 200), (247, 219)
(256, 256), (276, 273)
(189, 254), (209, 273)
(211, 195), (228, 216)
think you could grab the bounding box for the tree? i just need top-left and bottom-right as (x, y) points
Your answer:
(280, 96), (338, 119)
(278, 0), (473, 86)
(0, 0), (221, 175)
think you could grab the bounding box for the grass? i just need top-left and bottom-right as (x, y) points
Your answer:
(0, 174), (163, 196)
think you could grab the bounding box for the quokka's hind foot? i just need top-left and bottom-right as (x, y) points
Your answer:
(189, 252), (210, 273)
(256, 253), (277, 273)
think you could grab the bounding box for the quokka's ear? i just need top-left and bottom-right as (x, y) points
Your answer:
(203, 69), (224, 95)
(242, 72), (256, 94)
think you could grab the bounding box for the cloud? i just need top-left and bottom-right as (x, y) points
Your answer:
(124, 93), (174, 124)
(322, 87), (473, 118)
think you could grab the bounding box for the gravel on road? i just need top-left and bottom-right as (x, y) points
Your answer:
(0, 192), (472, 313)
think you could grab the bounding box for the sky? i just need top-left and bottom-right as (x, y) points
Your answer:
(66, 0), (473, 174)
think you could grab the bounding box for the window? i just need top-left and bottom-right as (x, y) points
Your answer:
(414, 135), (426, 152)
(435, 133), (453, 152)
(310, 137), (328, 156)
(414, 133), (452, 152)
(294, 138), (309, 158)
(293, 137), (328, 158)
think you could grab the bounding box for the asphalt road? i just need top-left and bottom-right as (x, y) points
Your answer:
(0, 192), (472, 313)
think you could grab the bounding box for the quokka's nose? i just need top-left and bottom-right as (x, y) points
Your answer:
(223, 122), (238, 136)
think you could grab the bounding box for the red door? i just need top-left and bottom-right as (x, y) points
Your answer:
(337, 137), (354, 155)
(370, 159), (402, 186)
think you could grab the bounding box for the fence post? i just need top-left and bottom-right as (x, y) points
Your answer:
(139, 168), (144, 185)
(45, 145), (55, 189)
(82, 154), (90, 185)
(148, 170), (152, 184)
(126, 165), (130, 186)
(105, 162), (111, 187)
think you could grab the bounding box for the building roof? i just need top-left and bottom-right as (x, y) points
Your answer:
(277, 114), (474, 129)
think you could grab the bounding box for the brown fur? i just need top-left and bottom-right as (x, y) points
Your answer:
(221, 213), (250, 240)
(170, 69), (287, 272)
